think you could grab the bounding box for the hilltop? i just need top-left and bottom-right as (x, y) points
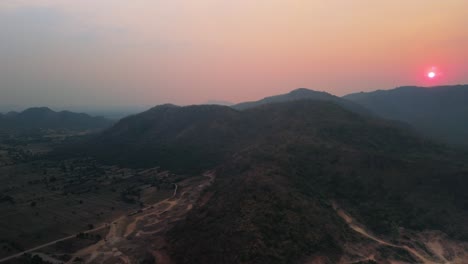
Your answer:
(232, 88), (370, 115)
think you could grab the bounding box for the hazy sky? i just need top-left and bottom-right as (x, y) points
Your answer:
(1, 1), (468, 109)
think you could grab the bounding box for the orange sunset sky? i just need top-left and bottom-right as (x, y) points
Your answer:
(1, 1), (467, 109)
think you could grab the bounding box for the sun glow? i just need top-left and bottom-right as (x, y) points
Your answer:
(428, 71), (436, 78)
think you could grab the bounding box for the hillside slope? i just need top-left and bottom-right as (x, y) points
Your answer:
(88, 104), (247, 171)
(77, 100), (468, 263)
(344, 85), (468, 146)
(165, 101), (468, 263)
(86, 100), (403, 172)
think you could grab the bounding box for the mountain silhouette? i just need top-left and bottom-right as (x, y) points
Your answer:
(232, 88), (370, 115)
(344, 85), (468, 145)
(0, 107), (112, 131)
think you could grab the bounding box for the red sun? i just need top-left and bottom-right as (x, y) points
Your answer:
(426, 66), (441, 80)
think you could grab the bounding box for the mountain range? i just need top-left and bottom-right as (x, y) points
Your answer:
(0, 107), (112, 132)
(62, 93), (468, 263)
(344, 85), (468, 146)
(232, 88), (370, 115)
(7, 84), (468, 263)
(232, 85), (468, 146)
(4, 84), (467, 146)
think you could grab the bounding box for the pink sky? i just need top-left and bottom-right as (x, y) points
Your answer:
(1, 1), (467, 108)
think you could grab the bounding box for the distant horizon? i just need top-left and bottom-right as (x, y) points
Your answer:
(2, 1), (468, 108)
(1, 83), (466, 116)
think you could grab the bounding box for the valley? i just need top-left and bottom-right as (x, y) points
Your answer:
(0, 131), (180, 263)
(0, 167), (214, 264)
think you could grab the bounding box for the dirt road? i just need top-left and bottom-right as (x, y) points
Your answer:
(0, 224), (107, 263)
(332, 202), (444, 264)
(68, 173), (215, 263)
(0, 182), (182, 263)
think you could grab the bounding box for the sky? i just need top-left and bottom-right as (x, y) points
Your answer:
(1, 0), (468, 110)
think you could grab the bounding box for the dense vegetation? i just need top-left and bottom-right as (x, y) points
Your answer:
(78, 104), (247, 172)
(78, 99), (468, 262)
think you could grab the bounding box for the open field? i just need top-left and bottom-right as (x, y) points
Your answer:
(0, 138), (178, 261)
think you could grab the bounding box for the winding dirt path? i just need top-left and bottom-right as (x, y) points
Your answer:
(69, 172), (215, 263)
(332, 202), (444, 264)
(0, 181), (183, 264)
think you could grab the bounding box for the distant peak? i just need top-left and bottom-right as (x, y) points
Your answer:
(290, 88), (313, 93)
(289, 88), (329, 95)
(291, 88), (312, 92)
(158, 103), (179, 108)
(203, 100), (233, 106)
(148, 104), (179, 111)
(21, 107), (54, 114)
